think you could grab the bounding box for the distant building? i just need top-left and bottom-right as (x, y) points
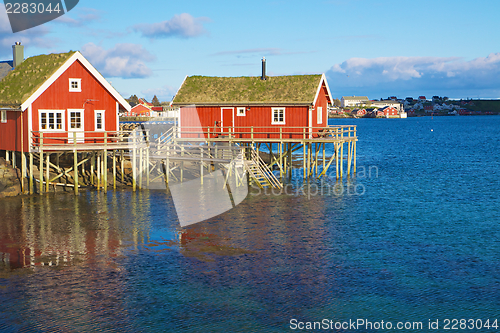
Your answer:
(341, 96), (369, 107)
(370, 100), (403, 112)
(380, 106), (398, 117)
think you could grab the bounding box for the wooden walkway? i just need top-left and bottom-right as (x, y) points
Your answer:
(7, 124), (356, 195)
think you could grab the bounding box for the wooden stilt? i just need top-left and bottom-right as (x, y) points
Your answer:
(29, 152), (33, 194)
(74, 150), (78, 195)
(45, 153), (50, 192)
(103, 149), (108, 192)
(113, 150), (117, 190)
(146, 146), (150, 187)
(353, 140), (357, 174)
(132, 141), (137, 192)
(104, 133), (108, 192)
(303, 142), (306, 179)
(335, 143), (339, 180)
(120, 150), (124, 183)
(91, 152), (95, 186)
(347, 141), (352, 177)
(21, 152), (26, 194)
(340, 141), (344, 179)
(39, 134), (43, 194)
(97, 151), (101, 190)
(322, 142), (326, 172)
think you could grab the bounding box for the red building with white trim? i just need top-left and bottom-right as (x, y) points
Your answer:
(171, 62), (332, 139)
(0, 45), (131, 152)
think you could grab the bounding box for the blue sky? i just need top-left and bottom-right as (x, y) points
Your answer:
(1, 0), (500, 102)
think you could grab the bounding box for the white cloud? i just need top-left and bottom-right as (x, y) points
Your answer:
(141, 85), (178, 102)
(133, 13), (210, 39)
(326, 54), (500, 98)
(54, 8), (101, 27)
(81, 43), (156, 78)
(0, 6), (57, 57)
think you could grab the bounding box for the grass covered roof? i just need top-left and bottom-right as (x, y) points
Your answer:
(172, 74), (323, 105)
(0, 51), (75, 108)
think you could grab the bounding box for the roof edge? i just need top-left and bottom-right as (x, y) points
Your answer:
(172, 102), (314, 107)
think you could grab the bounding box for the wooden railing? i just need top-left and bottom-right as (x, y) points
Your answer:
(174, 125), (357, 140)
(31, 130), (150, 151)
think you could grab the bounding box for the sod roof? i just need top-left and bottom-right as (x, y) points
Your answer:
(0, 51), (75, 108)
(172, 74), (324, 106)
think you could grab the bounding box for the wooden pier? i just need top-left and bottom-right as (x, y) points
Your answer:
(5, 124), (357, 195)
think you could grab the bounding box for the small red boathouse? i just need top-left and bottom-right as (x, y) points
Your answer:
(171, 60), (333, 139)
(0, 46), (131, 153)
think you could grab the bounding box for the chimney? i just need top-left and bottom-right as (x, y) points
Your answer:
(261, 57), (266, 80)
(12, 42), (24, 69)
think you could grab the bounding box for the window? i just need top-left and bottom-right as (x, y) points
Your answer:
(1, 110), (6, 123)
(69, 110), (83, 129)
(237, 107), (246, 116)
(69, 78), (81, 92)
(95, 110), (105, 131)
(39, 110), (64, 131)
(271, 108), (285, 125)
(317, 106), (323, 124)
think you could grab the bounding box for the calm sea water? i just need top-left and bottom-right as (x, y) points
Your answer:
(1, 116), (500, 332)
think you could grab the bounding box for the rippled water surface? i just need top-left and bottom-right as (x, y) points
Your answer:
(1, 116), (500, 332)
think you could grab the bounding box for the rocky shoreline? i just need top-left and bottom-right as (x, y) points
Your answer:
(0, 157), (22, 198)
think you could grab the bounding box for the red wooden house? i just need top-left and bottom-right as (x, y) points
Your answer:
(171, 71), (333, 139)
(352, 109), (367, 117)
(125, 104), (152, 117)
(0, 46), (131, 152)
(380, 106), (398, 117)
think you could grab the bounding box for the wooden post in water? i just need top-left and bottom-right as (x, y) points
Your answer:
(45, 153), (50, 192)
(347, 141), (352, 177)
(97, 151), (101, 190)
(138, 148), (143, 188)
(121, 150), (124, 184)
(146, 146), (150, 188)
(39, 133), (43, 195)
(340, 141), (344, 179)
(113, 149), (116, 190)
(104, 133), (108, 192)
(132, 131), (137, 191)
(200, 147), (204, 185)
(303, 142), (306, 179)
(29, 152), (33, 195)
(73, 132), (78, 195)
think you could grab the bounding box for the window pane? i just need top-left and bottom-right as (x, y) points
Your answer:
(48, 113), (55, 129)
(41, 113), (46, 129)
(70, 112), (81, 129)
(96, 113), (102, 129)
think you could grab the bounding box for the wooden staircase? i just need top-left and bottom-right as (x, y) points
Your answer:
(244, 147), (282, 189)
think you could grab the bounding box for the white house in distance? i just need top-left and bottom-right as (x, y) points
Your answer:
(341, 96), (369, 107)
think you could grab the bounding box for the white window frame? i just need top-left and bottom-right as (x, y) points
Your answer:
(68, 109), (84, 130)
(94, 110), (105, 131)
(39, 110), (65, 131)
(1, 110), (6, 123)
(69, 78), (81, 92)
(237, 107), (246, 117)
(271, 107), (285, 125)
(317, 106), (322, 124)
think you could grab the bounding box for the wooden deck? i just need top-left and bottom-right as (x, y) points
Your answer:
(10, 124), (357, 195)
